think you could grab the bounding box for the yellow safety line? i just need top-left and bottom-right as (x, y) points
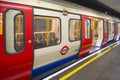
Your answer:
(59, 44), (118, 80)
(112, 44), (119, 48)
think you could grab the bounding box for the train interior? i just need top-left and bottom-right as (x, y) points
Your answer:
(90, 18), (103, 53)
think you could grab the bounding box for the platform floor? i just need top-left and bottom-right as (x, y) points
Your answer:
(43, 42), (120, 80)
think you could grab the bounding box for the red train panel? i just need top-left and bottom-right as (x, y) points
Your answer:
(78, 15), (92, 58)
(0, 2), (33, 80)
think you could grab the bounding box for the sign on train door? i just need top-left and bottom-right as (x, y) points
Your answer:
(78, 15), (92, 57)
(0, 2), (33, 80)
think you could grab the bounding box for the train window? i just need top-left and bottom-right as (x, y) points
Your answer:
(118, 23), (120, 35)
(104, 21), (108, 34)
(69, 19), (81, 42)
(85, 19), (91, 39)
(15, 15), (25, 51)
(34, 16), (60, 49)
(5, 9), (25, 54)
(109, 22), (111, 34)
(114, 22), (118, 33)
(112, 23), (115, 33)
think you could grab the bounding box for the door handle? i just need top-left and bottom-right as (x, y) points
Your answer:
(28, 40), (32, 44)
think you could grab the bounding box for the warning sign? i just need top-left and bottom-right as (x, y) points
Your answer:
(0, 13), (2, 35)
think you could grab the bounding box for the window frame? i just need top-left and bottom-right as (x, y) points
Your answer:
(68, 18), (81, 42)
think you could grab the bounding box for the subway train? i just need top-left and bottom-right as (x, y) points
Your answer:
(0, 0), (120, 80)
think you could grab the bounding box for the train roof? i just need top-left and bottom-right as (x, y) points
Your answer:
(1, 0), (120, 22)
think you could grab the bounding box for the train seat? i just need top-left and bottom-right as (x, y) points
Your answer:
(49, 32), (57, 45)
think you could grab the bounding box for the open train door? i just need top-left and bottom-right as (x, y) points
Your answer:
(90, 18), (102, 53)
(113, 21), (118, 41)
(102, 19), (109, 47)
(78, 15), (92, 58)
(117, 22), (120, 40)
(107, 21), (115, 43)
(0, 2), (33, 80)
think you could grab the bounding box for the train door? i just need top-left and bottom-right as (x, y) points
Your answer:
(0, 2), (33, 80)
(113, 21), (118, 41)
(118, 22), (120, 40)
(32, 8), (81, 77)
(78, 15), (92, 57)
(108, 21), (115, 43)
(90, 18), (102, 53)
(95, 19), (104, 47)
(102, 19), (109, 47)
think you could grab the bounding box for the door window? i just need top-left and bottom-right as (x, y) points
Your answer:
(85, 19), (91, 39)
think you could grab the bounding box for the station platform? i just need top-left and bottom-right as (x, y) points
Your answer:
(41, 41), (120, 80)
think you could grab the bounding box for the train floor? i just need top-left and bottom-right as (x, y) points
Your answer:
(42, 41), (120, 80)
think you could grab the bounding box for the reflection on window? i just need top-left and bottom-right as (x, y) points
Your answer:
(69, 19), (81, 42)
(5, 9), (25, 54)
(34, 16), (60, 49)
(85, 19), (91, 39)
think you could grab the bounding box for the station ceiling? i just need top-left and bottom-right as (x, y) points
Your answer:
(66, 0), (120, 18)
(98, 0), (120, 13)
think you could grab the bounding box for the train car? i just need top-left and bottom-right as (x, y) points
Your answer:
(0, 0), (120, 79)
(107, 20), (118, 44)
(113, 21), (119, 41)
(118, 22), (120, 40)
